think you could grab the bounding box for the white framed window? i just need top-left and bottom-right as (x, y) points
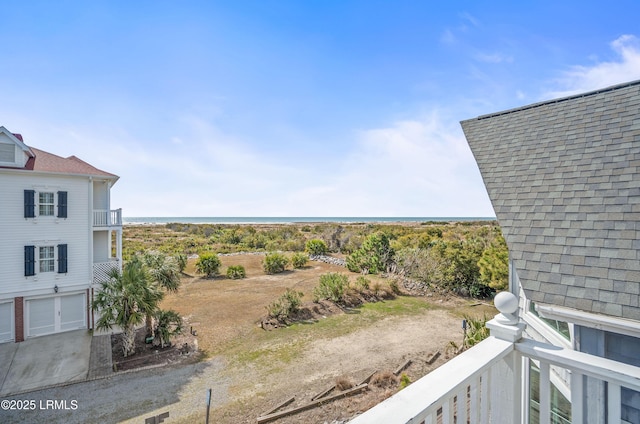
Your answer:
(39, 192), (55, 216)
(39, 246), (55, 272)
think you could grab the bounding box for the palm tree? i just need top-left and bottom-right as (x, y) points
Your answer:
(142, 251), (181, 336)
(153, 309), (183, 348)
(143, 251), (181, 292)
(92, 256), (163, 357)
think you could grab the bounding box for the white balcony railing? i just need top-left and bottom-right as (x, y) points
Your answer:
(93, 208), (122, 227)
(350, 295), (640, 424)
(93, 260), (120, 284)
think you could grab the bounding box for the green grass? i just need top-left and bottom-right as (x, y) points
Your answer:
(224, 295), (441, 373)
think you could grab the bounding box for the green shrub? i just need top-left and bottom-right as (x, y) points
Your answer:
(291, 252), (309, 269)
(195, 253), (221, 278)
(266, 288), (304, 320)
(226, 265), (246, 279)
(313, 273), (349, 302)
(263, 252), (289, 274)
(153, 309), (183, 348)
(399, 373), (411, 389)
(463, 314), (490, 348)
(346, 232), (394, 274)
(389, 279), (401, 295)
(305, 239), (328, 256)
(175, 253), (187, 273)
(354, 276), (370, 291)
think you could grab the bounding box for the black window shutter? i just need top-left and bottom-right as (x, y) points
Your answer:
(24, 245), (35, 276)
(57, 191), (68, 218)
(57, 244), (68, 273)
(24, 190), (35, 218)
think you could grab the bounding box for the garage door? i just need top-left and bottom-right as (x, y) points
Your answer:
(27, 293), (86, 337)
(60, 294), (85, 331)
(0, 301), (13, 342)
(27, 297), (55, 337)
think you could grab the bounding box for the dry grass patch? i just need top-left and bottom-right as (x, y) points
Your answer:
(160, 254), (350, 354)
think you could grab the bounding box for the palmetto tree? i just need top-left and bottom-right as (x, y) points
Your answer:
(92, 256), (163, 357)
(143, 251), (181, 292)
(154, 309), (183, 348)
(142, 251), (181, 336)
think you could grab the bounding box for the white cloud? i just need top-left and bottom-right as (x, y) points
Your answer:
(283, 112), (495, 217)
(108, 112), (494, 217)
(546, 34), (640, 98)
(7, 105), (494, 218)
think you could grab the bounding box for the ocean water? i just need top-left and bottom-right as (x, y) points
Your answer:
(123, 216), (495, 225)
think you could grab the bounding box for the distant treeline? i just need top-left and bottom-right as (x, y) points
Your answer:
(123, 221), (508, 297)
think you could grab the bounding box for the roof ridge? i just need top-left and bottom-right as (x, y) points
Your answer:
(475, 79), (640, 121)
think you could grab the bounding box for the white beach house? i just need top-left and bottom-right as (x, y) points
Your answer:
(0, 126), (122, 343)
(350, 81), (640, 423)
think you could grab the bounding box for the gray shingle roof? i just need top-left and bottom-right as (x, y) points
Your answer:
(461, 80), (640, 321)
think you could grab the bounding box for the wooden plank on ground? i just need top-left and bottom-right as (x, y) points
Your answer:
(426, 351), (441, 364)
(393, 359), (412, 376)
(358, 370), (378, 386)
(310, 385), (335, 401)
(263, 396), (295, 415)
(256, 384), (368, 424)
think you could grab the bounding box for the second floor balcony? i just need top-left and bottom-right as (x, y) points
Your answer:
(93, 208), (122, 228)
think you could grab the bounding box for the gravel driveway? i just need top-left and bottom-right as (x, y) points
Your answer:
(0, 357), (227, 424)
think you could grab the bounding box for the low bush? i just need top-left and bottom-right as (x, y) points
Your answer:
(389, 279), (401, 295)
(175, 253), (188, 273)
(354, 276), (370, 291)
(263, 252), (289, 274)
(290, 252), (309, 269)
(195, 253), (221, 278)
(266, 288), (304, 320)
(399, 373), (411, 389)
(305, 239), (328, 256)
(313, 273), (349, 303)
(463, 314), (490, 348)
(226, 265), (246, 279)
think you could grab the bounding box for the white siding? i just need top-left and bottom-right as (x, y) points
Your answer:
(92, 180), (109, 210)
(93, 231), (110, 262)
(0, 172), (92, 298)
(0, 133), (28, 168)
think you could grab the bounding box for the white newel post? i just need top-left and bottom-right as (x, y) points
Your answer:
(486, 291), (526, 424)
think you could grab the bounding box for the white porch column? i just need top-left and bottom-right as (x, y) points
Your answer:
(116, 228), (122, 271)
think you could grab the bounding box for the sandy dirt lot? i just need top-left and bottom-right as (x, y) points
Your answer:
(154, 253), (495, 423)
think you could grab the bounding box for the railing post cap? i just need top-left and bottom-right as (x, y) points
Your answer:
(494, 291), (518, 315)
(493, 291), (519, 326)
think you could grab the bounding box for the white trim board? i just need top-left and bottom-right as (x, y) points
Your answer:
(536, 304), (640, 339)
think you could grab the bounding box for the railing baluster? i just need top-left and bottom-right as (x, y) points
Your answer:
(539, 362), (551, 424)
(456, 387), (467, 424)
(571, 370), (583, 424)
(469, 377), (478, 424)
(608, 382), (621, 424)
(441, 399), (450, 423)
(480, 371), (489, 424)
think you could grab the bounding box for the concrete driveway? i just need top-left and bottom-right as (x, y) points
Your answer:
(0, 329), (92, 396)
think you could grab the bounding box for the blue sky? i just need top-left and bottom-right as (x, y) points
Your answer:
(2, 1), (640, 217)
